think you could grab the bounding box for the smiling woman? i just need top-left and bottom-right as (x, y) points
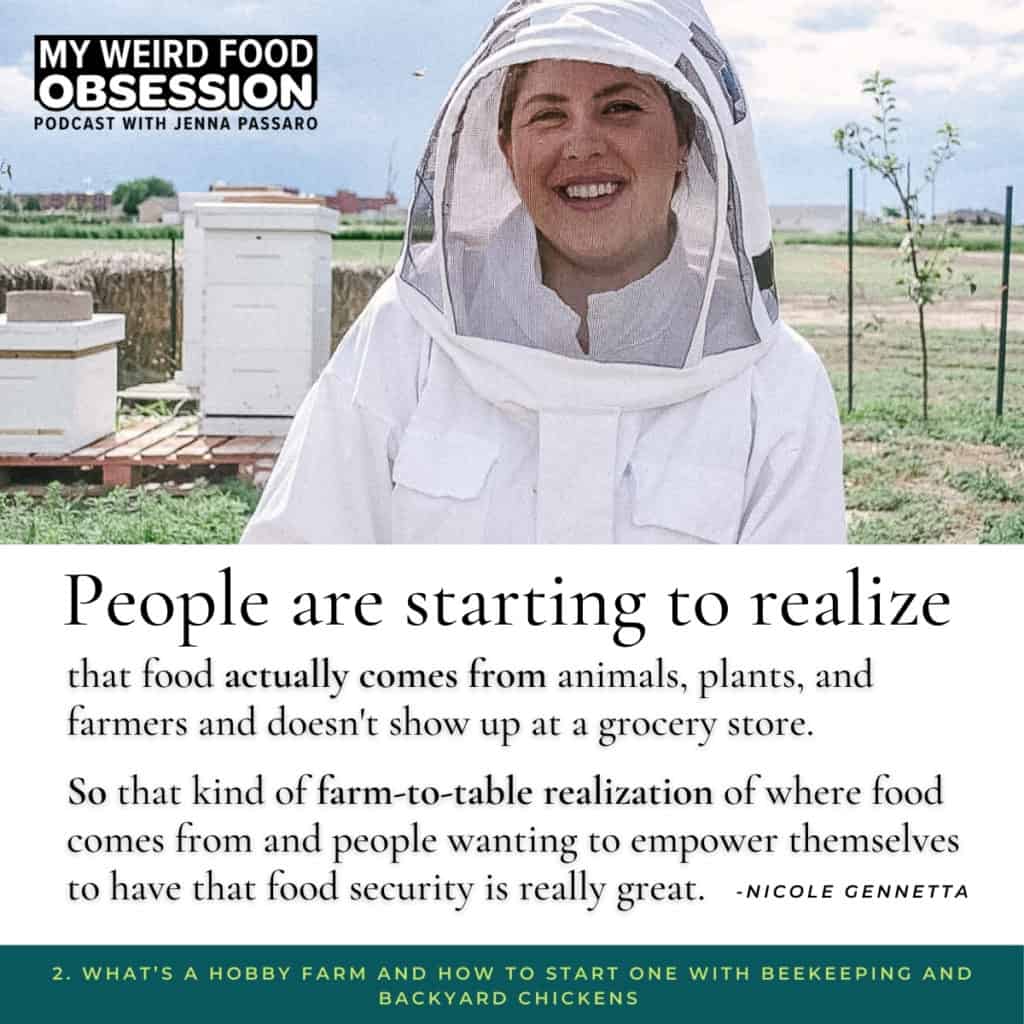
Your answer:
(498, 61), (696, 351)
(242, 0), (846, 545)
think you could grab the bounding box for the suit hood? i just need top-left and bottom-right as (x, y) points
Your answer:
(394, 0), (781, 411)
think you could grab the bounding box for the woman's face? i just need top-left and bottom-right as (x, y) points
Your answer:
(499, 60), (685, 281)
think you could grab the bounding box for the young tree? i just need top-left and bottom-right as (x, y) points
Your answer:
(835, 72), (975, 420)
(0, 159), (12, 213)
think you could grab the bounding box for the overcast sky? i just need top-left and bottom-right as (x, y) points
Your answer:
(1, 0), (1021, 214)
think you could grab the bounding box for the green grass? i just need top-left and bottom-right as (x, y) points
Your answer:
(776, 224), (1023, 254)
(838, 395), (1024, 447)
(119, 399), (196, 420)
(815, 318), (1024, 543)
(980, 509), (1024, 543)
(848, 496), (953, 544)
(0, 236), (174, 262)
(331, 239), (404, 265)
(0, 210), (123, 225)
(946, 468), (1024, 503)
(843, 447), (929, 481)
(333, 225), (404, 241)
(807, 320), (1024, 428)
(845, 483), (911, 512)
(0, 480), (259, 544)
(0, 220), (183, 240)
(0, 218), (403, 243)
(776, 245), (1016, 304)
(0, 236), (405, 265)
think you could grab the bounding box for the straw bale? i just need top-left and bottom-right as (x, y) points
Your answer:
(46, 252), (182, 387)
(0, 262), (53, 297)
(331, 262), (391, 352)
(1, 253), (181, 387)
(2, 255), (393, 384)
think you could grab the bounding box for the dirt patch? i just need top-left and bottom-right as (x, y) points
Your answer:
(843, 436), (1024, 542)
(786, 297), (1023, 333)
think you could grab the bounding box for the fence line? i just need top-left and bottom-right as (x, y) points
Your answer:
(844, 176), (1017, 417)
(996, 186), (1015, 418)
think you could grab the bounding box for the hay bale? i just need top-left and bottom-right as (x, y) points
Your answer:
(46, 252), (182, 387)
(2, 254), (393, 385)
(331, 263), (391, 352)
(0, 262), (54, 302)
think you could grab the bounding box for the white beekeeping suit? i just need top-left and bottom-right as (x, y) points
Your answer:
(243, 0), (846, 544)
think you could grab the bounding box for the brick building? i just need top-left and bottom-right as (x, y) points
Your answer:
(325, 189), (398, 215)
(13, 192), (112, 212)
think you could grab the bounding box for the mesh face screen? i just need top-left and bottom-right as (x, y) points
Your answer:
(401, 133), (445, 311)
(401, 22), (528, 313)
(402, 57), (763, 368)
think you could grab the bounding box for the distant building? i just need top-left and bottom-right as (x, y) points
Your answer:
(137, 195), (179, 223)
(13, 191), (112, 212)
(936, 209), (1005, 226)
(209, 182), (300, 195)
(353, 203), (408, 222)
(770, 204), (863, 234)
(326, 189), (398, 215)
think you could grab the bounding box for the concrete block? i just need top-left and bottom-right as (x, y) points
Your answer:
(6, 290), (93, 322)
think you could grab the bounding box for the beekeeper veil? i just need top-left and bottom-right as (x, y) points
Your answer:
(396, 0), (780, 400)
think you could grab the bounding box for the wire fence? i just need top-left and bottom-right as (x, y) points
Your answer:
(842, 173), (1016, 418)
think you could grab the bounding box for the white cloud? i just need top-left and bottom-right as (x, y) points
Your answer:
(709, 0), (1024, 123)
(0, 65), (34, 114)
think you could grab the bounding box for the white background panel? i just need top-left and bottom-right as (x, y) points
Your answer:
(0, 545), (1019, 945)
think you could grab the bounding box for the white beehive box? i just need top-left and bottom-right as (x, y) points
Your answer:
(177, 187), (297, 391)
(176, 190), (224, 391)
(195, 200), (337, 436)
(0, 313), (124, 455)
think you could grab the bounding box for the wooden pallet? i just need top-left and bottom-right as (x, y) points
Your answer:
(0, 416), (283, 488)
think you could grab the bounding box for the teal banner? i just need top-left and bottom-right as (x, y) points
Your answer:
(1, 946), (1021, 1021)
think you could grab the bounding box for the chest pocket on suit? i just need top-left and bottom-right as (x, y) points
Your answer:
(625, 377), (753, 545)
(391, 424), (500, 543)
(629, 448), (745, 543)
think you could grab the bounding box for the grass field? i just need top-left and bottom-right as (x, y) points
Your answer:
(0, 479), (260, 544)
(1, 234), (1015, 300)
(807, 320), (1024, 543)
(779, 223), (1022, 253)
(779, 244), (1017, 307)
(789, 240), (1024, 543)
(0, 236), (406, 265)
(1, 236), (1021, 543)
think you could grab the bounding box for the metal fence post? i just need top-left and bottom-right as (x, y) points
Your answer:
(847, 167), (854, 414)
(170, 234), (178, 371)
(996, 186), (1014, 418)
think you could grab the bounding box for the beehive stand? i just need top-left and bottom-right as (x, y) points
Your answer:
(0, 416), (282, 488)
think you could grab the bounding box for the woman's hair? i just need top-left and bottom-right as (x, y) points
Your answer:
(497, 61), (697, 153)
